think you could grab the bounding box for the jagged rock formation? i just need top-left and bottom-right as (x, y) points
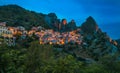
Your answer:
(61, 19), (67, 25)
(59, 19), (67, 31)
(58, 19), (77, 32)
(60, 16), (120, 62)
(44, 13), (60, 30)
(81, 16), (99, 34)
(74, 16), (120, 61)
(66, 19), (77, 31)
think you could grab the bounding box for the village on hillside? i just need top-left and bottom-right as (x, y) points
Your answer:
(0, 22), (83, 46)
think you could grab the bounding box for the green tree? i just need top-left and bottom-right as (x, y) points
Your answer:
(25, 41), (54, 73)
(51, 55), (83, 73)
(98, 54), (120, 73)
(0, 44), (26, 73)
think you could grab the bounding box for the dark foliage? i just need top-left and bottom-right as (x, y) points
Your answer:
(0, 4), (50, 30)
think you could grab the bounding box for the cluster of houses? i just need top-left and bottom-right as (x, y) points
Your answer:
(0, 22), (83, 46)
(27, 25), (83, 45)
(36, 30), (83, 45)
(0, 22), (26, 45)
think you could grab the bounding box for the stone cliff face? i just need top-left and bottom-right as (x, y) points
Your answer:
(66, 20), (77, 31)
(81, 16), (98, 34)
(61, 19), (67, 25)
(45, 16), (77, 32)
(44, 13), (60, 30)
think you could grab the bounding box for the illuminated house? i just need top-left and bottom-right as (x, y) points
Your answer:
(0, 23), (15, 46)
(0, 25), (8, 36)
(8, 27), (18, 35)
(0, 22), (6, 26)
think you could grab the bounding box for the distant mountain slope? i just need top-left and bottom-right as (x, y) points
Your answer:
(0, 4), (50, 30)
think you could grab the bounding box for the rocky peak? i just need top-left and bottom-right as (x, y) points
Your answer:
(70, 19), (76, 25)
(71, 19), (75, 23)
(61, 19), (67, 25)
(66, 19), (77, 31)
(81, 16), (98, 34)
(48, 13), (57, 19)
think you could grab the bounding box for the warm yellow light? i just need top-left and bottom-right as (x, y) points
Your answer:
(49, 42), (52, 45)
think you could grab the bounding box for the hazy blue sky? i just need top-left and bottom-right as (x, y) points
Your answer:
(0, 0), (120, 39)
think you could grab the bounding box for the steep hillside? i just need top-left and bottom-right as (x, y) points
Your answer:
(0, 4), (50, 30)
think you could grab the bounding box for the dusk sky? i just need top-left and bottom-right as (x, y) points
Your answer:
(0, 0), (120, 39)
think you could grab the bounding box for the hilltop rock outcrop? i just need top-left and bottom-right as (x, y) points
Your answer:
(66, 19), (77, 31)
(81, 16), (99, 34)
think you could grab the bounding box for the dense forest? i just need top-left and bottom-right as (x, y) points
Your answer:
(0, 40), (120, 73)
